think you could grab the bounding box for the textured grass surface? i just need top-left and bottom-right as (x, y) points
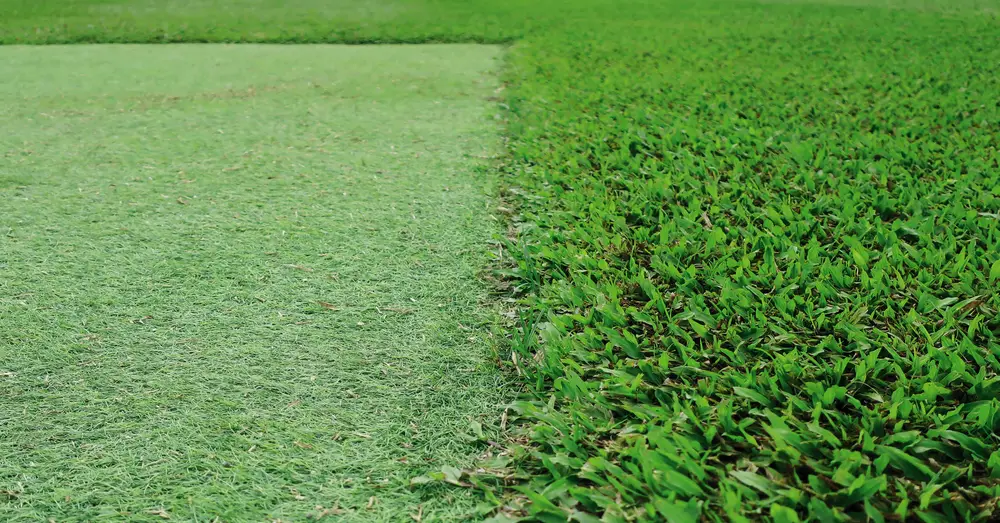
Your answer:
(493, 4), (1000, 521)
(3, 0), (1000, 521)
(1, 0), (997, 45)
(0, 44), (508, 522)
(0, 0), (528, 44)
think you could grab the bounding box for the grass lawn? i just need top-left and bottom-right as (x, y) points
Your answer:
(0, 44), (508, 522)
(2, 0), (1000, 521)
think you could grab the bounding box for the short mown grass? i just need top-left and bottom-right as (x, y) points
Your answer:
(3, 0), (1000, 521)
(0, 44), (508, 522)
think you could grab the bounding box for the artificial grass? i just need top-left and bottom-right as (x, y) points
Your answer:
(3, 0), (1000, 521)
(0, 44), (509, 522)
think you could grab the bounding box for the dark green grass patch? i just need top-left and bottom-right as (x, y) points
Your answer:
(489, 2), (1000, 521)
(0, 44), (508, 522)
(2, 0), (1000, 521)
(0, 0), (533, 44)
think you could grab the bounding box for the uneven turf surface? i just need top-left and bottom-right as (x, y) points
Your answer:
(0, 44), (507, 522)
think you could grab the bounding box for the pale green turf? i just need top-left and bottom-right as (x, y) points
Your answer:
(0, 44), (508, 522)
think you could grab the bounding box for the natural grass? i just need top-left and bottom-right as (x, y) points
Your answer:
(3, 0), (1000, 521)
(0, 0), (531, 44)
(0, 44), (509, 522)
